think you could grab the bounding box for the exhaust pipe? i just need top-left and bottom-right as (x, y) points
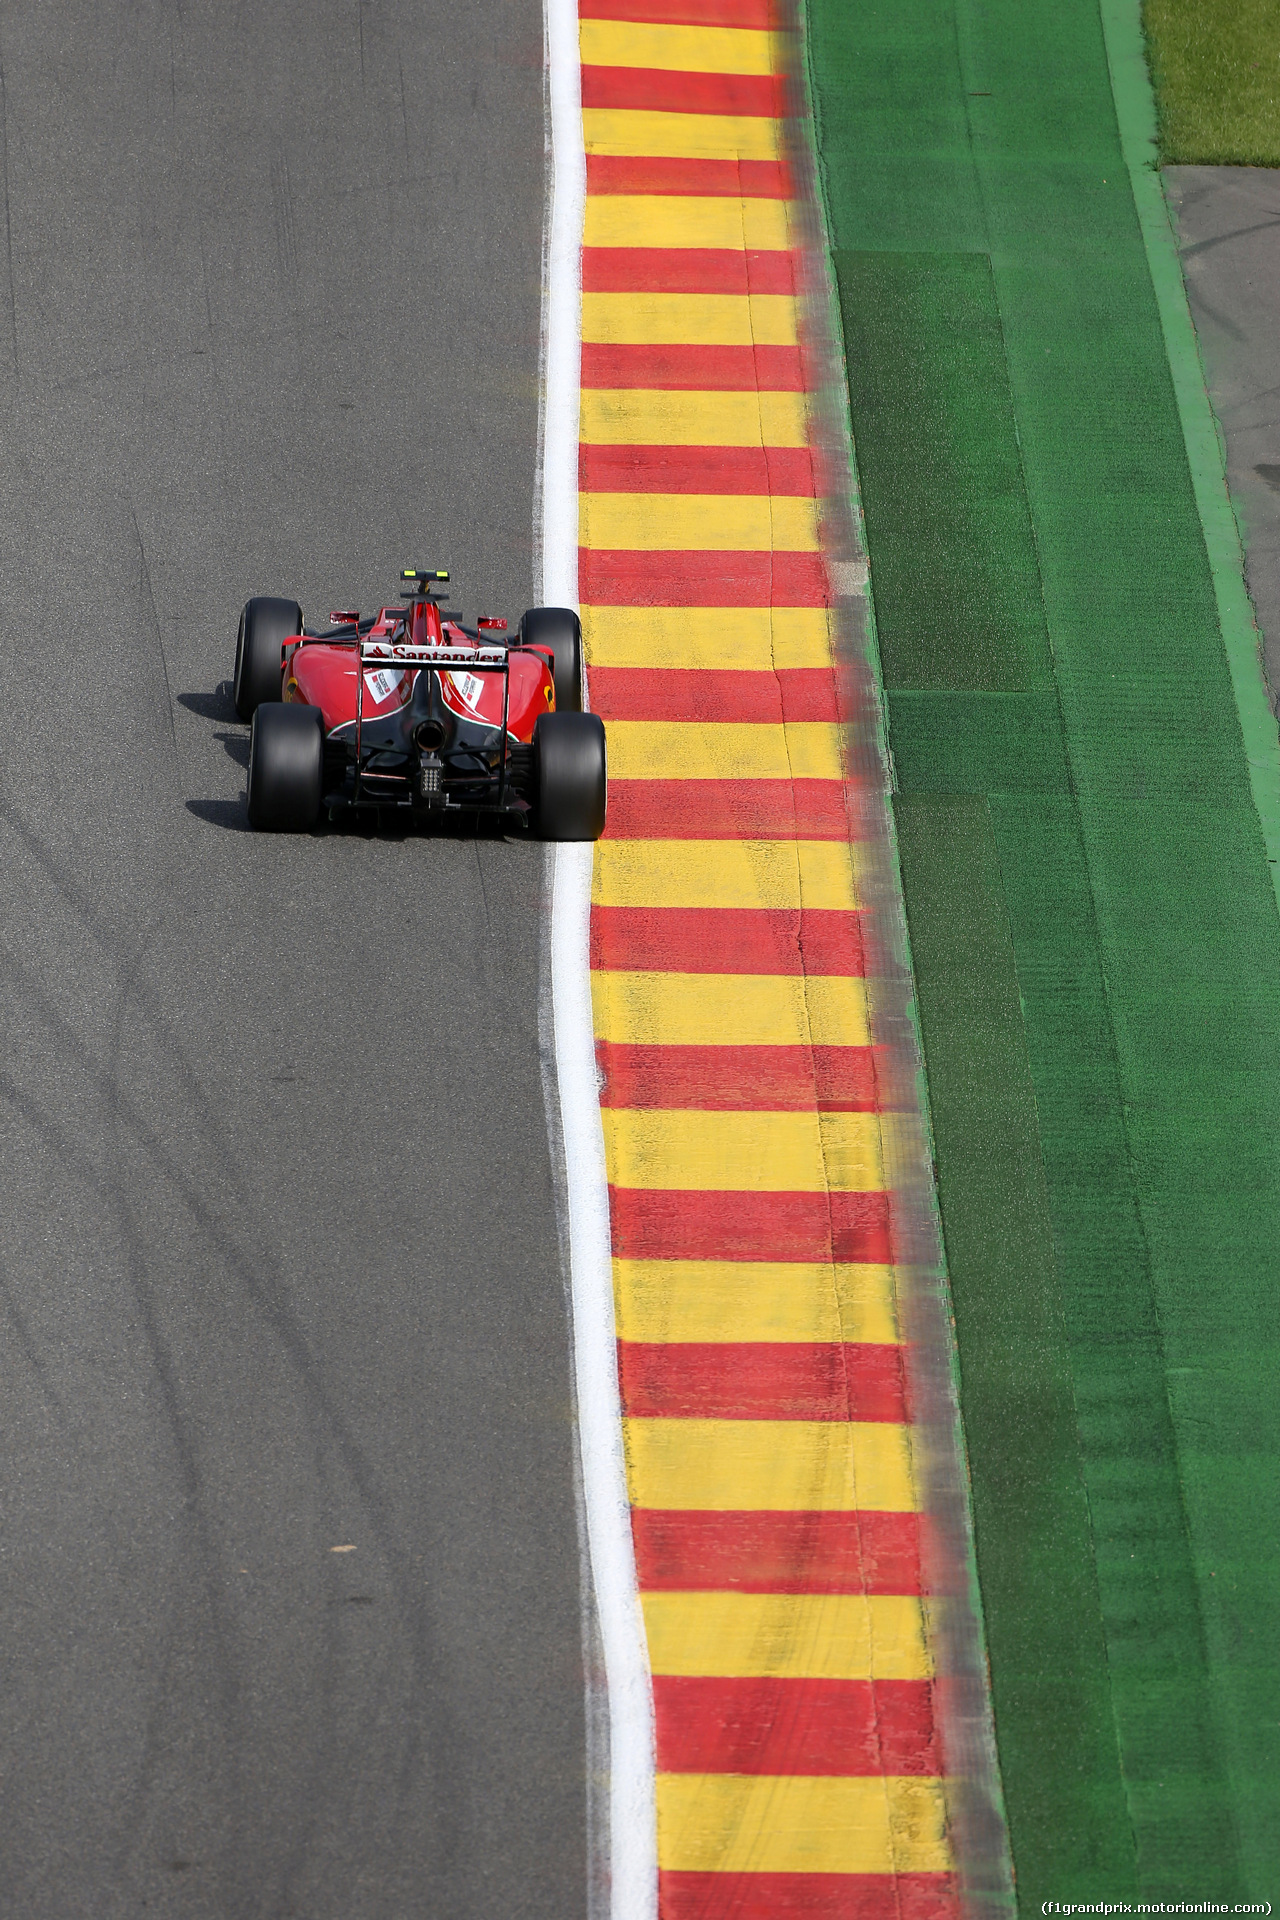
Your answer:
(414, 717), (446, 751)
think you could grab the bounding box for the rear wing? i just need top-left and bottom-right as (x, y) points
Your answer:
(354, 637), (517, 764)
(360, 640), (509, 670)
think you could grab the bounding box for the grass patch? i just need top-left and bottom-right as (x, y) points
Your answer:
(1144, 0), (1280, 164)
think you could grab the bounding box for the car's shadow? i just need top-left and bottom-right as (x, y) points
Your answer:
(186, 798), (251, 833)
(180, 682), (252, 774)
(318, 808), (526, 843)
(186, 798), (527, 841)
(183, 681), (251, 825)
(214, 731), (250, 769)
(178, 683), (237, 722)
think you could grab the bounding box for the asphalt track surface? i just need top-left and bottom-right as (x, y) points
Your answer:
(0, 5), (589, 1916)
(1167, 167), (1280, 711)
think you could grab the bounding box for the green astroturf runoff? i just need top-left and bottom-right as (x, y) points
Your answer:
(1144, 0), (1280, 166)
(807, 0), (1280, 1905)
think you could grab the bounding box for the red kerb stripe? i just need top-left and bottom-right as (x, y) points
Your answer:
(658, 1871), (959, 1920)
(590, 905), (865, 975)
(632, 1509), (924, 1595)
(580, 444), (815, 496)
(608, 1186), (891, 1262)
(582, 246), (796, 294)
(653, 1675), (941, 1776)
(581, 342), (803, 390)
(596, 1043), (881, 1111)
(579, 550), (827, 606)
(618, 1341), (906, 1420)
(586, 154), (790, 198)
(581, 65), (786, 117)
(579, 0), (788, 26)
(589, 668), (838, 724)
(604, 778), (850, 840)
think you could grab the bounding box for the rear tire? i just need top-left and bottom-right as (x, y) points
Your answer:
(519, 606), (583, 714)
(247, 703), (324, 831)
(235, 595), (303, 721)
(534, 711), (606, 841)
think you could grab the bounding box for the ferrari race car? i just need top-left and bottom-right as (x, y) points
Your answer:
(232, 568), (607, 839)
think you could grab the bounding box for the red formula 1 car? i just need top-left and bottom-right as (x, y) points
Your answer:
(232, 568), (607, 839)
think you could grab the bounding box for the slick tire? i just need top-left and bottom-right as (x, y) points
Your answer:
(534, 711), (607, 841)
(247, 703), (324, 832)
(519, 606), (583, 714)
(234, 595), (303, 721)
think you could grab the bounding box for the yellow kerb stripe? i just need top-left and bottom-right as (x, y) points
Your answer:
(580, 492), (819, 553)
(579, 19), (788, 77)
(584, 195), (792, 251)
(580, 389), (807, 448)
(583, 604), (832, 670)
(583, 108), (782, 160)
(642, 1591), (929, 1682)
(592, 970), (869, 1048)
(608, 720), (842, 782)
(613, 1259), (901, 1344)
(582, 291), (797, 348)
(593, 838), (862, 911)
(655, 1773), (951, 1876)
(602, 1108), (883, 1194)
(624, 1416), (917, 1512)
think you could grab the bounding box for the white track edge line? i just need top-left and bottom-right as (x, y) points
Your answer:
(541, 2), (659, 1915)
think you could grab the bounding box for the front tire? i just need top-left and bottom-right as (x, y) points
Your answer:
(234, 595), (303, 721)
(519, 606), (583, 713)
(247, 703), (324, 831)
(534, 711), (606, 841)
